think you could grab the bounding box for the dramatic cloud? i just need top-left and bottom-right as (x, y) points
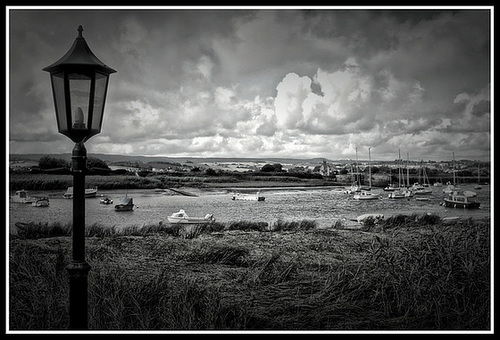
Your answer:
(7, 6), (492, 161)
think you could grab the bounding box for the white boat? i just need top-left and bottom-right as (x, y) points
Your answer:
(463, 190), (477, 198)
(63, 186), (98, 199)
(114, 197), (135, 211)
(383, 185), (396, 192)
(442, 191), (480, 209)
(388, 191), (406, 199)
(443, 183), (457, 194)
(32, 196), (50, 207)
(345, 147), (363, 194)
(344, 183), (361, 194)
(388, 149), (406, 199)
(443, 153), (458, 194)
(100, 197), (113, 204)
(402, 188), (415, 198)
(412, 161), (433, 195)
(232, 191), (265, 201)
(353, 191), (379, 200)
(10, 190), (36, 204)
(433, 182), (443, 187)
(412, 183), (432, 195)
(167, 209), (215, 224)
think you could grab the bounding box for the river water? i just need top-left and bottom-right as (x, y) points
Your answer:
(8, 184), (491, 234)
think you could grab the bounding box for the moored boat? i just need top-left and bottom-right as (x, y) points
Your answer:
(63, 186), (98, 199)
(463, 190), (477, 198)
(388, 190), (406, 199)
(32, 196), (50, 207)
(412, 183), (432, 195)
(344, 183), (361, 194)
(10, 190), (36, 204)
(167, 209), (215, 224)
(353, 191), (379, 200)
(100, 197), (113, 204)
(232, 191), (265, 201)
(114, 197), (135, 211)
(442, 191), (480, 209)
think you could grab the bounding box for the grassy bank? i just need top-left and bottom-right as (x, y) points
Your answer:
(9, 214), (491, 331)
(9, 173), (337, 191)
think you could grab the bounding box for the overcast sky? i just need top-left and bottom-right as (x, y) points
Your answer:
(7, 6), (493, 162)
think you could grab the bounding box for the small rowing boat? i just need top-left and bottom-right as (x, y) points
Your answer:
(167, 209), (215, 224)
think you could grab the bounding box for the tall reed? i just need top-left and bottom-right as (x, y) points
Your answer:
(9, 215), (491, 330)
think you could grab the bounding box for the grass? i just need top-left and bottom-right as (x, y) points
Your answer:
(9, 214), (491, 331)
(9, 173), (337, 192)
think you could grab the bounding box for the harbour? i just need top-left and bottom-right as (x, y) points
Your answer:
(9, 184), (491, 234)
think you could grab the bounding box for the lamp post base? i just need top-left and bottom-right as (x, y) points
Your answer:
(66, 261), (91, 329)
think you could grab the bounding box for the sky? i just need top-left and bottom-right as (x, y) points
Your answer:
(7, 6), (493, 162)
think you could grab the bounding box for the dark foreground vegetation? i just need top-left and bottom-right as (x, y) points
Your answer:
(9, 214), (490, 331)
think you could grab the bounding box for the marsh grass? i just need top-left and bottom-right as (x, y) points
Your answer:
(9, 214), (491, 331)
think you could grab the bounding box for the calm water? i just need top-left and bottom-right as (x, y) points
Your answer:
(8, 184), (491, 234)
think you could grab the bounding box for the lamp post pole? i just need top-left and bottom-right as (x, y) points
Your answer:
(43, 25), (116, 330)
(67, 141), (91, 329)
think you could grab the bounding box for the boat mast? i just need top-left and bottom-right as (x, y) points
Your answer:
(406, 152), (410, 187)
(398, 149), (402, 189)
(452, 152), (456, 186)
(355, 146), (359, 186)
(368, 147), (372, 189)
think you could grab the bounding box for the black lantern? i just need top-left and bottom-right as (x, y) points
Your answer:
(43, 25), (116, 143)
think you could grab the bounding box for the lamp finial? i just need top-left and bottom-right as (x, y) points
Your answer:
(77, 25), (83, 38)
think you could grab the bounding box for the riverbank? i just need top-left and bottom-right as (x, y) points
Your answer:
(8, 173), (340, 191)
(8, 215), (491, 332)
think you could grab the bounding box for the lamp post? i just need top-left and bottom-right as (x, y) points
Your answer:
(43, 25), (116, 330)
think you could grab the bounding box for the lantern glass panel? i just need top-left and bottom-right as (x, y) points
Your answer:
(50, 72), (68, 132)
(68, 73), (92, 130)
(91, 72), (108, 132)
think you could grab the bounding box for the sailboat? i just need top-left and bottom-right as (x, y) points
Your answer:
(388, 149), (406, 199)
(354, 147), (379, 200)
(442, 153), (481, 209)
(345, 147), (361, 194)
(412, 161), (432, 195)
(443, 152), (457, 194)
(114, 189), (136, 211)
(401, 152), (414, 198)
(384, 168), (396, 191)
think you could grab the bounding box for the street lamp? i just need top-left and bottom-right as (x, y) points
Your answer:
(43, 25), (116, 330)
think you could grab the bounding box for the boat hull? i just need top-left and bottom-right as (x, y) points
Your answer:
(167, 217), (214, 224)
(353, 193), (379, 200)
(232, 196), (265, 201)
(63, 187), (98, 199)
(388, 192), (406, 199)
(443, 199), (480, 209)
(32, 199), (50, 207)
(10, 190), (36, 204)
(115, 204), (134, 211)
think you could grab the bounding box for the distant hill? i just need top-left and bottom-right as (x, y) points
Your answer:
(9, 153), (332, 166)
